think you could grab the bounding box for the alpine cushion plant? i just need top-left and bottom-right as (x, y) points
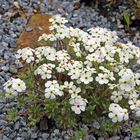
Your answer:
(3, 15), (140, 134)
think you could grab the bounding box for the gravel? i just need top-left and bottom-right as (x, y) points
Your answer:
(0, 0), (140, 139)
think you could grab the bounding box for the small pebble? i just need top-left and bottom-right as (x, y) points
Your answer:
(26, 27), (33, 32)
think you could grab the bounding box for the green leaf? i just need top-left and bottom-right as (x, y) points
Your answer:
(7, 108), (18, 121)
(123, 12), (131, 28)
(131, 124), (140, 136)
(9, 65), (18, 73)
(27, 92), (36, 101)
(70, 128), (87, 140)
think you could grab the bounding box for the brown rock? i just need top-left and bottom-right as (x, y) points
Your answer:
(16, 14), (52, 49)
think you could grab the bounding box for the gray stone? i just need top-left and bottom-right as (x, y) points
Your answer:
(135, 136), (140, 140)
(9, 132), (17, 139)
(21, 131), (30, 139)
(20, 117), (27, 126)
(0, 120), (7, 127)
(98, 137), (104, 140)
(63, 134), (70, 140)
(2, 135), (10, 140)
(42, 133), (49, 139)
(83, 135), (96, 140)
(31, 133), (38, 139)
(14, 121), (20, 130)
(42, 0), (48, 3)
(15, 60), (23, 69)
(54, 129), (60, 135)
(10, 41), (17, 48)
(1, 66), (9, 72)
(124, 136), (131, 140)
(110, 136), (120, 140)
(16, 137), (25, 140)
(92, 121), (100, 129)
(4, 127), (13, 135)
(1, 42), (8, 47)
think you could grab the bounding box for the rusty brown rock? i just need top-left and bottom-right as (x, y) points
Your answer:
(16, 14), (52, 49)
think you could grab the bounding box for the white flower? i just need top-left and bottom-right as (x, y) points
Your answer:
(69, 86), (81, 98)
(73, 43), (82, 57)
(109, 103), (121, 112)
(56, 61), (66, 73)
(12, 78), (26, 92)
(108, 83), (118, 89)
(84, 67), (96, 74)
(134, 73), (140, 85)
(128, 99), (140, 110)
(34, 64), (52, 79)
(137, 58), (140, 64)
(107, 72), (115, 81)
(119, 75), (135, 91)
(3, 78), (17, 97)
(121, 109), (129, 121)
(45, 80), (59, 88)
(3, 78), (26, 97)
(68, 69), (81, 80)
(108, 110), (123, 123)
(110, 91), (123, 103)
(55, 25), (70, 39)
(95, 73), (109, 84)
(62, 81), (74, 90)
(80, 72), (93, 84)
(16, 49), (24, 59)
(45, 80), (63, 99)
(49, 15), (68, 25)
(21, 48), (34, 63)
(43, 46), (56, 61)
(35, 47), (45, 61)
(69, 96), (88, 114)
(45, 88), (57, 99)
(123, 90), (139, 99)
(99, 66), (110, 73)
(118, 68), (133, 77)
(56, 50), (70, 62)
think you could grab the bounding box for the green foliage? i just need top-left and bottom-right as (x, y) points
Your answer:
(27, 104), (41, 126)
(15, 68), (123, 135)
(7, 108), (18, 121)
(70, 128), (87, 140)
(131, 123), (140, 136)
(123, 12), (131, 29)
(18, 65), (35, 89)
(96, 118), (121, 135)
(45, 100), (76, 128)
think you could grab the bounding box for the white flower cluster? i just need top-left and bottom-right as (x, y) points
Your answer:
(3, 78), (26, 97)
(16, 47), (34, 63)
(7, 15), (140, 119)
(34, 63), (55, 79)
(45, 80), (63, 99)
(109, 103), (128, 122)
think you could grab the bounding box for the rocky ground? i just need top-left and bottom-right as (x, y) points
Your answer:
(0, 0), (140, 140)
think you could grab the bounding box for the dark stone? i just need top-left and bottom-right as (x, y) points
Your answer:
(38, 116), (55, 131)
